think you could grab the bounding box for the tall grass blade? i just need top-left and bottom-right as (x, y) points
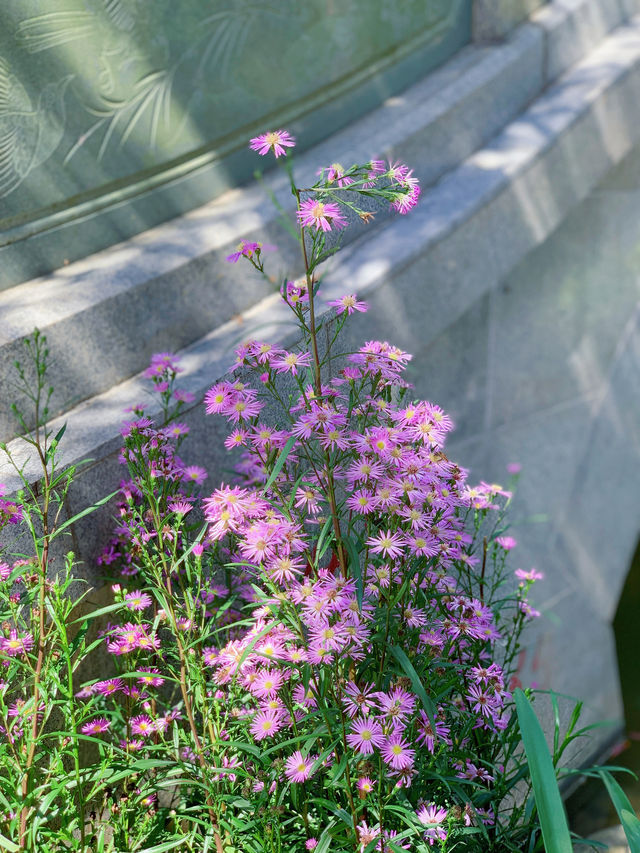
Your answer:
(515, 688), (573, 853)
(601, 771), (640, 852)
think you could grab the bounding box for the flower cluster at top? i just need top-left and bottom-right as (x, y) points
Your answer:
(247, 128), (420, 228)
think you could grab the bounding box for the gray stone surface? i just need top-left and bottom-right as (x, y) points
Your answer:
(0, 0), (473, 288)
(620, 0), (640, 18)
(577, 824), (631, 851)
(560, 318), (640, 622)
(409, 292), (490, 442)
(474, 0), (548, 41)
(533, 0), (624, 81)
(489, 195), (640, 426)
(599, 141), (640, 189)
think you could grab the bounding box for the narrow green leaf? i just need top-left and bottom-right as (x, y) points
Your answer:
(621, 810), (640, 852)
(344, 535), (364, 608)
(263, 435), (297, 493)
(50, 490), (118, 540)
(601, 771), (640, 852)
(314, 516), (334, 567)
(316, 821), (335, 853)
(0, 833), (18, 852)
(514, 689), (573, 853)
(70, 600), (124, 625)
(311, 797), (352, 828)
(44, 423), (67, 464)
(139, 837), (190, 853)
(95, 827), (106, 853)
(389, 645), (436, 728)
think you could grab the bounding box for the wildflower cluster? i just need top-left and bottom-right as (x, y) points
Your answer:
(0, 135), (612, 853)
(86, 132), (550, 851)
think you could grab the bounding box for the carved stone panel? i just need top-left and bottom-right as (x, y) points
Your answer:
(0, 0), (471, 285)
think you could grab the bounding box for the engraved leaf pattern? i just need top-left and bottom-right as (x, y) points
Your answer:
(1, 0), (467, 201)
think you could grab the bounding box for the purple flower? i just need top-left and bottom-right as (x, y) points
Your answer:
(81, 718), (111, 736)
(249, 130), (295, 158)
(284, 750), (316, 783)
(124, 591), (152, 611)
(297, 199), (347, 232)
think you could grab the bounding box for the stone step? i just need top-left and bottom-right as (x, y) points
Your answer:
(2, 7), (640, 576)
(0, 0), (625, 443)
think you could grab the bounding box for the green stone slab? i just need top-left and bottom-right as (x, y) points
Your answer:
(0, 0), (471, 288)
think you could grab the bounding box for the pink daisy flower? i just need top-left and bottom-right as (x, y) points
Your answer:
(169, 500), (193, 516)
(343, 681), (377, 718)
(318, 162), (354, 187)
(297, 199), (347, 232)
(284, 750), (316, 783)
(249, 130), (295, 158)
(327, 295), (368, 315)
(346, 716), (385, 755)
(515, 568), (544, 582)
(172, 388), (195, 403)
(181, 465), (207, 485)
(417, 804), (448, 846)
(0, 631), (33, 657)
(120, 738), (145, 752)
(166, 422), (189, 438)
(391, 178), (421, 214)
(137, 668), (165, 688)
(131, 715), (155, 737)
(94, 678), (124, 696)
(271, 351), (312, 375)
(226, 240), (262, 263)
(377, 686), (416, 722)
(380, 732), (415, 770)
(124, 590), (152, 611)
(357, 776), (376, 794)
(366, 529), (405, 560)
(249, 708), (284, 741)
(204, 382), (235, 414)
(81, 718), (111, 736)
(345, 489), (377, 515)
(250, 669), (284, 700)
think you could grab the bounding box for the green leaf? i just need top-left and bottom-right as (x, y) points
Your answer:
(0, 833), (18, 852)
(50, 490), (118, 541)
(170, 523), (207, 572)
(389, 645), (436, 729)
(44, 422), (67, 464)
(315, 821), (335, 853)
(621, 810), (640, 852)
(514, 689), (573, 853)
(311, 797), (352, 828)
(344, 535), (364, 609)
(314, 516), (334, 567)
(601, 771), (640, 852)
(139, 838), (191, 853)
(263, 435), (297, 493)
(70, 600), (124, 625)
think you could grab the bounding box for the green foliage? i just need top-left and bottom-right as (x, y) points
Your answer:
(515, 689), (572, 853)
